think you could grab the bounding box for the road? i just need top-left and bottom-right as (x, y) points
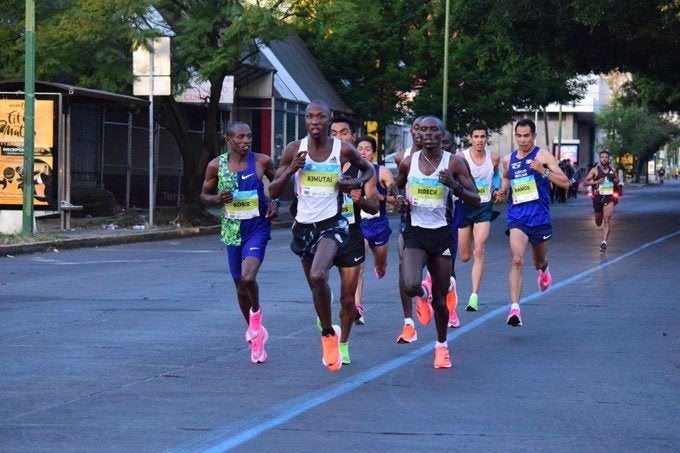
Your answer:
(1, 182), (679, 452)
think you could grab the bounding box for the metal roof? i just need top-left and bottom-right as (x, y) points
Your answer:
(0, 80), (148, 107)
(260, 33), (352, 113)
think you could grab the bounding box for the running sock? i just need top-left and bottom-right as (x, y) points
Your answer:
(436, 341), (448, 348)
(404, 318), (414, 326)
(511, 303), (520, 310)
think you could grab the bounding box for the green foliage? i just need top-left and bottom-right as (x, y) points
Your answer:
(411, 1), (589, 135)
(0, 232), (62, 245)
(293, 0), (590, 138)
(595, 101), (678, 173)
(469, 0), (680, 104)
(1, 0), (155, 91)
(0, 0), (291, 215)
(292, 0), (430, 134)
(619, 74), (680, 113)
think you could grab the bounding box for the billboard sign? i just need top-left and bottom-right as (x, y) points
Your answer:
(0, 98), (57, 207)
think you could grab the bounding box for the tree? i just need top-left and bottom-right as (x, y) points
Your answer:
(595, 101), (678, 182)
(457, 0), (680, 110)
(293, 0), (590, 141)
(151, 1), (290, 222)
(1, 0), (153, 89)
(409, 0), (589, 136)
(291, 0), (430, 150)
(1, 0), (291, 224)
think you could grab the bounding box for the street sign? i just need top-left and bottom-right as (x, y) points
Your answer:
(133, 37), (171, 96)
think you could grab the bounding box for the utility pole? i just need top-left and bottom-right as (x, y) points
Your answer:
(442, 0), (450, 128)
(557, 104), (563, 158)
(22, 0), (36, 234)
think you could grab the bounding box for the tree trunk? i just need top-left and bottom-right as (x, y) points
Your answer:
(155, 74), (227, 226)
(541, 106), (550, 150)
(635, 158), (647, 184)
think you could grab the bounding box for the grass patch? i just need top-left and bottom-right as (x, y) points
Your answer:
(1, 233), (64, 245)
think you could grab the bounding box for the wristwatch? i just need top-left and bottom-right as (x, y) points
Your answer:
(542, 168), (551, 179)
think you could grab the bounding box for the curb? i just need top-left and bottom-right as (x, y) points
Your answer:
(2, 220), (293, 257)
(2, 225), (219, 257)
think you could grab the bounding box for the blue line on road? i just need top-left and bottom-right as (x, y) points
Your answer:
(167, 229), (680, 453)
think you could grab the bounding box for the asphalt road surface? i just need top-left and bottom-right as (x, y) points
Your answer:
(1, 182), (679, 452)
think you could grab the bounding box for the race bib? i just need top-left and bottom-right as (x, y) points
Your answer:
(341, 194), (356, 224)
(298, 163), (339, 197)
(409, 177), (445, 208)
(599, 180), (614, 195)
(475, 176), (491, 201)
(225, 190), (259, 219)
(511, 175), (539, 204)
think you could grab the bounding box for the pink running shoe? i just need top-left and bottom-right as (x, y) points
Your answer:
(446, 276), (458, 313)
(245, 309), (263, 343)
(506, 307), (522, 327)
(448, 309), (460, 328)
(374, 266), (387, 280)
(537, 268), (552, 292)
(249, 327), (268, 363)
(354, 305), (365, 325)
(423, 271), (432, 289)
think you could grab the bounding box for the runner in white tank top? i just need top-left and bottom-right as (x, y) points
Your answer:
(390, 115), (480, 369)
(268, 100), (374, 373)
(456, 124), (501, 313)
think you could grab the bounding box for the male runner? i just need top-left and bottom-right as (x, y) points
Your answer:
(200, 121), (278, 364)
(392, 115), (480, 368)
(328, 117), (379, 363)
(353, 135), (394, 326)
(268, 100), (374, 372)
(583, 150), (620, 252)
(457, 123), (501, 312)
(498, 119), (569, 327)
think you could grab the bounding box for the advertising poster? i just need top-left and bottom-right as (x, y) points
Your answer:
(553, 143), (579, 164)
(0, 99), (55, 207)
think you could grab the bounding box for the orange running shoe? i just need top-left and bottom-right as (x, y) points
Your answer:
(434, 346), (452, 369)
(396, 324), (418, 343)
(415, 279), (432, 325)
(321, 325), (342, 372)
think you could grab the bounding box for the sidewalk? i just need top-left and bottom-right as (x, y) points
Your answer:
(1, 204), (294, 257)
